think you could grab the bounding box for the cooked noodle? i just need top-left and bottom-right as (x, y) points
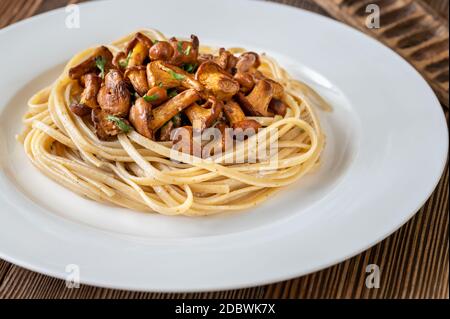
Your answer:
(18, 29), (329, 216)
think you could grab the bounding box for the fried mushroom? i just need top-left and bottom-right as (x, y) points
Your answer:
(149, 89), (201, 131)
(69, 46), (114, 80)
(97, 69), (131, 117)
(69, 73), (101, 116)
(92, 108), (130, 140)
(169, 35), (200, 66)
(124, 66), (149, 96)
(129, 97), (153, 139)
(236, 80), (274, 117)
(195, 62), (240, 101)
(223, 100), (261, 132)
(146, 60), (203, 91)
(185, 97), (223, 130)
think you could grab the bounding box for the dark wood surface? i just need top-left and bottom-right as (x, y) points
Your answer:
(0, 0), (448, 299)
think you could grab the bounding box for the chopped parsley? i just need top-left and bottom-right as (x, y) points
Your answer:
(184, 45), (192, 56)
(177, 42), (184, 54)
(106, 115), (132, 133)
(168, 69), (185, 80)
(167, 89), (178, 98)
(119, 51), (132, 68)
(143, 94), (160, 102)
(95, 56), (106, 79)
(183, 63), (197, 73)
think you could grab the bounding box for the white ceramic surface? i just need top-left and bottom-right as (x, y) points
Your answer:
(0, 0), (447, 291)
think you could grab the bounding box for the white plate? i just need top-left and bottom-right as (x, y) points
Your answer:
(0, 0), (447, 292)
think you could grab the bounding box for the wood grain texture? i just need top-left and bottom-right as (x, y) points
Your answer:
(0, 0), (448, 299)
(312, 0), (449, 108)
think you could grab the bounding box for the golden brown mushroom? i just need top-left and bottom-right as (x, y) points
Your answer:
(69, 46), (114, 80)
(159, 114), (182, 141)
(69, 73), (101, 116)
(124, 66), (149, 96)
(236, 80), (274, 117)
(92, 108), (130, 140)
(252, 71), (284, 99)
(143, 86), (169, 106)
(149, 41), (174, 61)
(169, 35), (199, 66)
(147, 61), (203, 91)
(214, 48), (238, 74)
(185, 97), (223, 130)
(129, 97), (153, 139)
(235, 52), (260, 74)
(97, 69), (131, 117)
(233, 72), (255, 93)
(195, 62), (240, 101)
(223, 100), (261, 132)
(124, 32), (154, 68)
(149, 89), (201, 131)
(268, 98), (288, 116)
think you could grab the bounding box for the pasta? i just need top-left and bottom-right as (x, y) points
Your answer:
(18, 29), (329, 216)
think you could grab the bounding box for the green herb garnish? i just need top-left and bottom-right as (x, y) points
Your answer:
(177, 42), (184, 54)
(95, 56), (106, 79)
(107, 115), (132, 133)
(158, 82), (164, 88)
(119, 51), (132, 68)
(143, 94), (160, 102)
(183, 63), (197, 73)
(168, 69), (185, 80)
(167, 89), (178, 98)
(184, 45), (191, 56)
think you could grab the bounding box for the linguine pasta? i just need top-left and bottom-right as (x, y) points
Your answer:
(18, 29), (329, 216)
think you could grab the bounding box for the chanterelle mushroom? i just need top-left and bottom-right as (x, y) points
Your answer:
(92, 108), (130, 141)
(214, 48), (238, 74)
(97, 69), (131, 117)
(169, 35), (199, 66)
(185, 97), (223, 130)
(124, 66), (149, 96)
(147, 61), (203, 91)
(129, 97), (153, 139)
(195, 62), (240, 101)
(235, 52), (260, 74)
(223, 100), (261, 133)
(69, 73), (101, 116)
(236, 79), (274, 117)
(69, 46), (114, 80)
(149, 89), (201, 131)
(124, 32), (154, 68)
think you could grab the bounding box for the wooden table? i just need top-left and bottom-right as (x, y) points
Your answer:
(0, 0), (448, 299)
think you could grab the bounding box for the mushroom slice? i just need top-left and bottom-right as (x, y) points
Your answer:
(236, 80), (274, 117)
(149, 89), (201, 131)
(269, 98), (288, 117)
(92, 109), (130, 141)
(97, 69), (131, 117)
(124, 32), (154, 67)
(147, 61), (203, 91)
(69, 73), (101, 116)
(169, 35), (200, 66)
(129, 97), (153, 139)
(236, 52), (260, 74)
(195, 62), (240, 101)
(124, 66), (149, 96)
(214, 48), (238, 74)
(185, 97), (223, 130)
(69, 46), (114, 80)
